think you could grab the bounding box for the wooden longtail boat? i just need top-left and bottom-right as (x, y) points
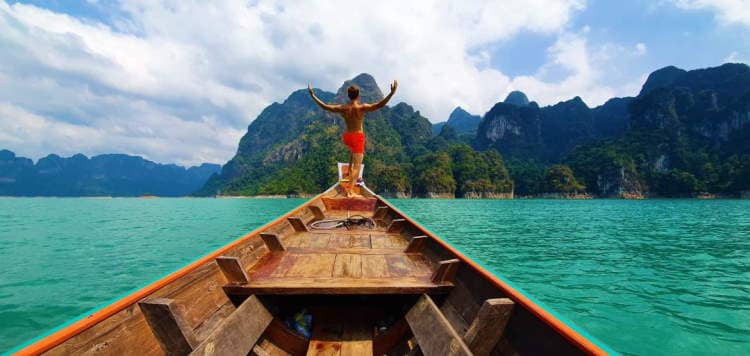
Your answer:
(15, 181), (611, 356)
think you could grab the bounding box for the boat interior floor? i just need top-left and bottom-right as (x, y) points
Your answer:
(223, 207), (455, 296)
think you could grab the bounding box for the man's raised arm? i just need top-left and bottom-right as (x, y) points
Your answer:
(308, 84), (342, 112)
(364, 80), (398, 112)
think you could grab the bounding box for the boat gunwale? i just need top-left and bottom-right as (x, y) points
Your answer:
(13, 187), (335, 355)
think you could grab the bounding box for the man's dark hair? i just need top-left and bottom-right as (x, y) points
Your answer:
(347, 85), (360, 100)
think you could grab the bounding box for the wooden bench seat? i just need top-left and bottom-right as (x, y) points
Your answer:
(223, 251), (453, 296)
(225, 277), (453, 295)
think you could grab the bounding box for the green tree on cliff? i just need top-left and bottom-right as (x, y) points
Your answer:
(541, 165), (585, 194)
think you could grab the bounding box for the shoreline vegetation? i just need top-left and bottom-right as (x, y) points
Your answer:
(2, 190), (748, 199)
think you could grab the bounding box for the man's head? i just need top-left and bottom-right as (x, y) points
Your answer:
(347, 85), (360, 101)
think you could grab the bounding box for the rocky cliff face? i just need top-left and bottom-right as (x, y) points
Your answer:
(565, 63), (750, 197)
(504, 90), (530, 106)
(476, 63), (750, 197)
(198, 73), (434, 196)
(0, 149), (219, 196)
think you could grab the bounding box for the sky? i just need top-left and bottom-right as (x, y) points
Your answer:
(0, 0), (749, 166)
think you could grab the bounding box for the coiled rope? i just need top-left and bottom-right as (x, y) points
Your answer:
(309, 215), (375, 230)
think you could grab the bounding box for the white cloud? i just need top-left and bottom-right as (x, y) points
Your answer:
(503, 31), (646, 108)
(672, 0), (750, 27)
(634, 42), (647, 56)
(725, 51), (748, 62)
(0, 0), (652, 166)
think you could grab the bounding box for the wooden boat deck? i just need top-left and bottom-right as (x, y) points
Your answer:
(224, 228), (453, 295)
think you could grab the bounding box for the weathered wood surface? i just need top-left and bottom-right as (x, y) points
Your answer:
(432, 258), (461, 283)
(190, 295), (273, 356)
(405, 295), (473, 356)
(287, 217), (309, 232)
(387, 218), (406, 233)
(308, 205), (326, 221)
(372, 206), (389, 220)
(138, 298), (198, 356)
(405, 235), (427, 253)
(464, 298), (515, 356)
(260, 233), (286, 252)
(306, 309), (373, 356)
(215, 256), (249, 284)
(225, 278), (452, 295)
(321, 197), (377, 211)
(226, 246), (447, 295)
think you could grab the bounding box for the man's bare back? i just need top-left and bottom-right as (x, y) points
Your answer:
(308, 80), (397, 196)
(308, 81), (397, 132)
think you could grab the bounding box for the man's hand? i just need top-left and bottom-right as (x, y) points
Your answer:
(390, 80), (398, 93)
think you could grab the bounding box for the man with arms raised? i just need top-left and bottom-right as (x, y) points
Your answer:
(308, 80), (398, 196)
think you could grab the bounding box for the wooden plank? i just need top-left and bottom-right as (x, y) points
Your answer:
(138, 298), (197, 356)
(464, 298), (515, 356)
(370, 235), (386, 249)
(190, 295), (273, 356)
(386, 235), (408, 249)
(307, 322), (343, 356)
(372, 206), (389, 220)
(260, 233), (286, 252)
(215, 256), (249, 284)
(361, 254), (389, 278)
(340, 323), (373, 355)
(299, 233), (330, 249)
(327, 234), (351, 248)
(286, 247), (413, 255)
(223, 280), (453, 295)
(387, 219), (406, 233)
(405, 295), (472, 356)
(351, 234), (371, 248)
(332, 254), (363, 278)
(285, 254), (336, 278)
(440, 301), (470, 336)
(321, 197), (377, 211)
(288, 217), (309, 232)
(385, 255), (421, 277)
(405, 235), (427, 253)
(432, 259), (461, 283)
(308, 205), (326, 221)
(252, 344), (272, 356)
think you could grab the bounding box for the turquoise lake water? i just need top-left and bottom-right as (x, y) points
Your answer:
(0, 198), (748, 355)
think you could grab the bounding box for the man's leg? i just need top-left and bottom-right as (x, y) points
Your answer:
(342, 152), (354, 195)
(349, 153), (364, 196)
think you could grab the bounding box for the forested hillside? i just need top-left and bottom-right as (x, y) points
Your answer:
(201, 64), (750, 198)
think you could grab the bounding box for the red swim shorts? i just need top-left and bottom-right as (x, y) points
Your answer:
(342, 132), (365, 154)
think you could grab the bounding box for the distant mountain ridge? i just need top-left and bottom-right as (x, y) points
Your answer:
(202, 63), (750, 198)
(432, 107), (482, 135)
(0, 150), (219, 196)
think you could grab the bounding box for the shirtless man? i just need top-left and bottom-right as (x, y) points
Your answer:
(308, 80), (398, 196)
